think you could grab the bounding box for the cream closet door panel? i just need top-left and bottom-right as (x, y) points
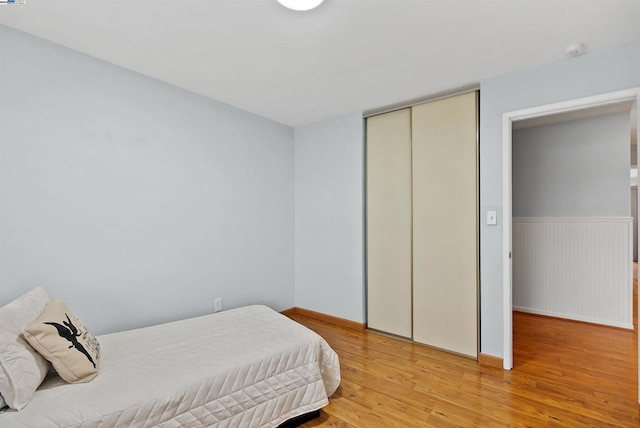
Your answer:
(366, 109), (412, 338)
(412, 92), (478, 357)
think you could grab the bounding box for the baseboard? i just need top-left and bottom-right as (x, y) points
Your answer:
(281, 307), (365, 331)
(478, 353), (504, 369)
(513, 307), (634, 330)
(279, 307), (298, 317)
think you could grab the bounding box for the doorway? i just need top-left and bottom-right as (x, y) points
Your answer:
(501, 88), (640, 383)
(511, 107), (633, 329)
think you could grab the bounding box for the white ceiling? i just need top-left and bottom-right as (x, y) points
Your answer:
(1, 0), (639, 127)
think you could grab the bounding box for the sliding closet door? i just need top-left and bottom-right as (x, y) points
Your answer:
(412, 92), (478, 357)
(366, 109), (412, 338)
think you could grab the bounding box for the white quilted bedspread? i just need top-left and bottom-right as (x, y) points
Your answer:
(0, 305), (340, 427)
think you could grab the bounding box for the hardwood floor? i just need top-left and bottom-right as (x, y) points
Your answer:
(288, 269), (640, 427)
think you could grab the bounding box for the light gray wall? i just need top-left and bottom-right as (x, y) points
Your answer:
(480, 38), (640, 358)
(513, 113), (630, 217)
(0, 25), (295, 334)
(294, 114), (364, 322)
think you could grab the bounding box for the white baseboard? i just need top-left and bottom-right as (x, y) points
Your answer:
(513, 305), (634, 330)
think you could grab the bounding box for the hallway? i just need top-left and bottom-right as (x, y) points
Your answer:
(512, 262), (638, 424)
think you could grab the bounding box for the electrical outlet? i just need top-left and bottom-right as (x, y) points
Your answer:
(214, 298), (223, 313)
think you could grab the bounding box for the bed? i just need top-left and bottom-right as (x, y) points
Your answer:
(0, 305), (340, 427)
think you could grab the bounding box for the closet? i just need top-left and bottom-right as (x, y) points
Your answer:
(366, 91), (478, 358)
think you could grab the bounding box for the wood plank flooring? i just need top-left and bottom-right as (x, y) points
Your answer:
(288, 268), (639, 427)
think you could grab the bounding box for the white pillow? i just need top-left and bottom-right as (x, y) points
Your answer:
(0, 286), (51, 410)
(0, 393), (6, 409)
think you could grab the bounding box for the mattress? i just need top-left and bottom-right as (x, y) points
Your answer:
(0, 305), (340, 427)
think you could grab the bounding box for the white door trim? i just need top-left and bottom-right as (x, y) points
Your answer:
(501, 87), (640, 372)
(637, 96), (640, 404)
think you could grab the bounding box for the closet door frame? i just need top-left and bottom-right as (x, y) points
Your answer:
(364, 90), (480, 358)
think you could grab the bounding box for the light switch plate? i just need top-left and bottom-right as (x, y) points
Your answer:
(487, 211), (497, 225)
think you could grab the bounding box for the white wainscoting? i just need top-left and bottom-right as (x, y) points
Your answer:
(513, 217), (633, 329)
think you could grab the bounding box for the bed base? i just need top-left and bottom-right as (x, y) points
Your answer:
(277, 410), (321, 428)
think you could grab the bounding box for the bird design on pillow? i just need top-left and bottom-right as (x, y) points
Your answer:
(44, 313), (97, 368)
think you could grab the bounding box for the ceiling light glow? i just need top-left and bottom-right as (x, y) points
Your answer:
(277, 0), (324, 11)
